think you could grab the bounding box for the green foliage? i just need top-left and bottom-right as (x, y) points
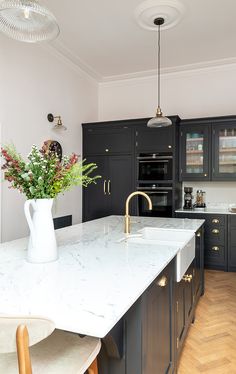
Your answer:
(1, 144), (100, 200)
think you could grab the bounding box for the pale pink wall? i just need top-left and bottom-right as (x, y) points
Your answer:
(0, 34), (98, 241)
(98, 64), (236, 121)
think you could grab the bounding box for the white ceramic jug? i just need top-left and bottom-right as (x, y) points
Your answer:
(24, 199), (58, 263)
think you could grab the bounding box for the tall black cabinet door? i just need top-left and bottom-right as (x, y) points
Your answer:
(108, 155), (134, 215)
(212, 122), (236, 180)
(176, 280), (185, 354)
(83, 156), (109, 222)
(142, 265), (174, 374)
(184, 264), (194, 321)
(180, 124), (210, 181)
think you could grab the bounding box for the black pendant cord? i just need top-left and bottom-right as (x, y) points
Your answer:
(157, 23), (161, 109)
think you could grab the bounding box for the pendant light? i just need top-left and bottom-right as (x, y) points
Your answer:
(147, 17), (172, 128)
(0, 0), (60, 43)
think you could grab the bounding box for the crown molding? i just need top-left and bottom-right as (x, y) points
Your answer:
(41, 37), (236, 85)
(100, 57), (236, 83)
(40, 40), (101, 84)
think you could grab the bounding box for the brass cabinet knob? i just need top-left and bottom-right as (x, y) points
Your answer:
(212, 219), (220, 224)
(105, 148), (109, 152)
(196, 231), (201, 237)
(212, 229), (220, 234)
(212, 246), (220, 251)
(183, 274), (193, 283)
(157, 275), (168, 287)
(204, 174), (208, 177)
(168, 145), (172, 149)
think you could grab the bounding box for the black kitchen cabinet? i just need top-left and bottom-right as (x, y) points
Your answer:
(175, 212), (227, 271)
(180, 115), (236, 181)
(136, 126), (173, 153)
(212, 121), (236, 180)
(82, 117), (182, 220)
(98, 259), (175, 374)
(194, 228), (204, 301)
(135, 116), (180, 159)
(83, 155), (134, 222)
(108, 155), (134, 215)
(99, 231), (204, 374)
(180, 121), (210, 181)
(228, 215), (236, 271)
(175, 262), (194, 358)
(83, 125), (133, 155)
(142, 262), (174, 374)
(83, 155), (110, 221)
(175, 226), (204, 363)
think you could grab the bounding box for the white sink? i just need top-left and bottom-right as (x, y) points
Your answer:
(122, 227), (195, 282)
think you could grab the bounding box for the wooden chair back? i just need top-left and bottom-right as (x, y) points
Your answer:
(0, 316), (55, 374)
(16, 325), (32, 374)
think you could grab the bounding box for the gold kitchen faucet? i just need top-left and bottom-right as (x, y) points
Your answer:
(124, 192), (152, 234)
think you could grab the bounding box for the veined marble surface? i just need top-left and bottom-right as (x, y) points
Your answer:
(176, 206), (236, 215)
(0, 215), (204, 338)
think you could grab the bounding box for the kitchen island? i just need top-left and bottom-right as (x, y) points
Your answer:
(0, 215), (204, 373)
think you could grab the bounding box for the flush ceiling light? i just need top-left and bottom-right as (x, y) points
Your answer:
(147, 17), (171, 128)
(47, 113), (67, 131)
(0, 0), (60, 43)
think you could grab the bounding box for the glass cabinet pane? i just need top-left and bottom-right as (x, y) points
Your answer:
(218, 128), (236, 174)
(186, 132), (204, 174)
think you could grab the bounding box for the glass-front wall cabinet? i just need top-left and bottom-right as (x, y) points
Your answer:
(212, 123), (236, 180)
(180, 124), (210, 181)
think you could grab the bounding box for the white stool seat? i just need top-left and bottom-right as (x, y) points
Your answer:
(0, 329), (101, 374)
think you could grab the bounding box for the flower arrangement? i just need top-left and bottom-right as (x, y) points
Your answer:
(1, 143), (100, 199)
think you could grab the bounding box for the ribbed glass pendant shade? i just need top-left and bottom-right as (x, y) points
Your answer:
(147, 115), (172, 128)
(0, 0), (59, 43)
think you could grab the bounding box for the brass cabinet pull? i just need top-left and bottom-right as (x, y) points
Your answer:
(183, 274), (193, 283)
(103, 180), (107, 195)
(157, 275), (168, 287)
(108, 180), (111, 195)
(212, 229), (220, 234)
(212, 219), (220, 224)
(212, 246), (220, 251)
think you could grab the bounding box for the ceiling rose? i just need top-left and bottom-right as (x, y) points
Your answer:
(134, 0), (185, 31)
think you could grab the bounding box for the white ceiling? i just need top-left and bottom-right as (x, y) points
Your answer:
(45, 0), (236, 81)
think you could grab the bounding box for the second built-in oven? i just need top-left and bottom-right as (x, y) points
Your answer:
(137, 184), (173, 217)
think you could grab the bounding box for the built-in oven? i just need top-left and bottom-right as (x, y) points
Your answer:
(138, 153), (173, 181)
(137, 184), (173, 217)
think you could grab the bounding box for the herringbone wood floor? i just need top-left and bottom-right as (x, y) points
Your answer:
(178, 270), (236, 374)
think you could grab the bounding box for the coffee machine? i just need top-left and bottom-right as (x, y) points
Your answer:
(183, 187), (194, 210)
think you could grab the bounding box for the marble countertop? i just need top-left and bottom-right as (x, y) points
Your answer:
(176, 206), (236, 215)
(0, 215), (204, 338)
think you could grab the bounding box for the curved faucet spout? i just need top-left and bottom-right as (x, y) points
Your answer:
(124, 192), (152, 234)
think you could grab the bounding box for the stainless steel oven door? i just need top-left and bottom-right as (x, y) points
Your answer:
(137, 189), (172, 217)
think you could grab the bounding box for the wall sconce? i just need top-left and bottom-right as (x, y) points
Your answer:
(47, 113), (67, 130)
